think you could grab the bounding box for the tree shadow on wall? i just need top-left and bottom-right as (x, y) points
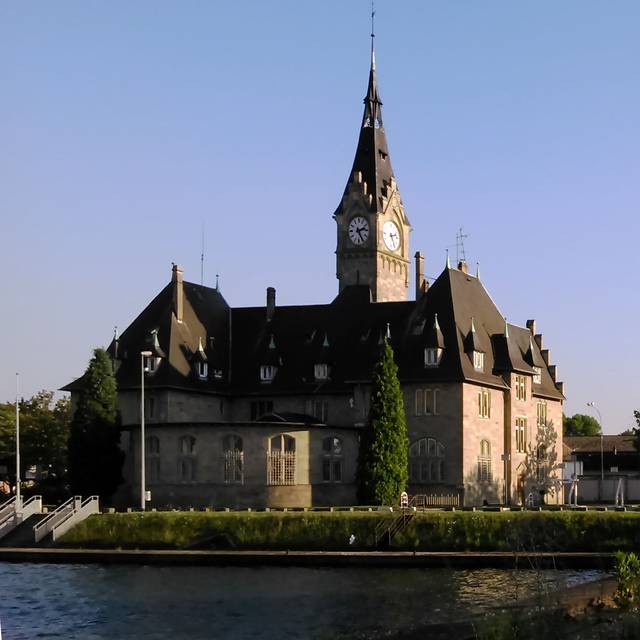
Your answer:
(463, 470), (502, 506)
(519, 419), (562, 505)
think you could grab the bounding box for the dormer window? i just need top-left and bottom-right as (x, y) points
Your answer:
(533, 367), (542, 384)
(260, 365), (277, 383)
(424, 348), (443, 367)
(197, 361), (208, 380)
(314, 364), (330, 381)
(144, 356), (161, 374)
(473, 351), (484, 372)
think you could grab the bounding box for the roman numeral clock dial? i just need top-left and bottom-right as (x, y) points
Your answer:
(348, 216), (369, 245)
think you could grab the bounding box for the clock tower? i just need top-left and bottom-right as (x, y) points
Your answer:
(334, 43), (411, 303)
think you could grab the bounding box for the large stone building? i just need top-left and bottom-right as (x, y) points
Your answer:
(64, 43), (565, 509)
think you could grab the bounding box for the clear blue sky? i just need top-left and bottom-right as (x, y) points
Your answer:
(1, 2), (639, 432)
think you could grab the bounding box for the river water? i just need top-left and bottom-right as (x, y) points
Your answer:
(0, 564), (603, 639)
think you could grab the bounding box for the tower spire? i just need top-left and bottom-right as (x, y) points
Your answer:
(370, 1), (376, 70)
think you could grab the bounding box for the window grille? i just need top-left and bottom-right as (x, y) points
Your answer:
(536, 401), (547, 428)
(260, 365), (277, 382)
(473, 351), (484, 371)
(267, 435), (296, 485)
(197, 361), (208, 379)
(477, 439), (492, 482)
(515, 375), (526, 401)
(533, 367), (542, 384)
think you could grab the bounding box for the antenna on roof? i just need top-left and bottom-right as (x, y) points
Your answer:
(370, 1), (376, 56)
(456, 227), (469, 264)
(200, 223), (205, 286)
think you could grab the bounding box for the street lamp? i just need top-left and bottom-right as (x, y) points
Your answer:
(140, 350), (153, 511)
(15, 373), (21, 509)
(586, 401), (604, 482)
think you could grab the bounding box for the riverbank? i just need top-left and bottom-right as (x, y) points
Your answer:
(0, 547), (617, 568)
(59, 510), (640, 553)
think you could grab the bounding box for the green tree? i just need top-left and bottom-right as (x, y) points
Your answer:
(630, 411), (640, 453)
(357, 339), (409, 505)
(67, 348), (123, 502)
(563, 413), (601, 437)
(0, 391), (71, 482)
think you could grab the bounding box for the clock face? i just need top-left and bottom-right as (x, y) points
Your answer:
(382, 221), (401, 251)
(348, 216), (370, 245)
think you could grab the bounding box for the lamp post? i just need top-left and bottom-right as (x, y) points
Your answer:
(140, 350), (153, 511)
(586, 401), (604, 482)
(15, 373), (21, 509)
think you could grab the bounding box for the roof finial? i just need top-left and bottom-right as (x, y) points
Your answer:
(470, 317), (476, 333)
(504, 317), (509, 339)
(370, 0), (376, 70)
(476, 262), (480, 280)
(446, 249), (451, 269)
(434, 313), (441, 331)
(113, 326), (118, 341)
(386, 322), (391, 339)
(215, 273), (219, 291)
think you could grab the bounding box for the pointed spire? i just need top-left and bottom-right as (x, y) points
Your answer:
(476, 262), (480, 280)
(322, 332), (330, 348)
(434, 313), (440, 331)
(446, 250), (451, 269)
(268, 334), (276, 350)
(504, 317), (509, 339)
(470, 317), (476, 333)
(334, 12), (397, 217)
(386, 322), (391, 339)
(215, 273), (219, 291)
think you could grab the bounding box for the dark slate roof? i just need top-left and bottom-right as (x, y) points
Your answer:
(334, 51), (397, 217)
(62, 266), (564, 401)
(564, 436), (637, 456)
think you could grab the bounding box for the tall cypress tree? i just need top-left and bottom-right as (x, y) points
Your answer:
(357, 339), (409, 505)
(67, 348), (123, 502)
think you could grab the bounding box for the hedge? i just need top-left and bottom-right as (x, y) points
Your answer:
(60, 510), (640, 552)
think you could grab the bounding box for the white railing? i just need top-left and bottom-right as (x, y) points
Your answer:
(51, 496), (100, 542)
(34, 496), (80, 543)
(0, 495), (43, 540)
(0, 496), (17, 522)
(411, 493), (460, 508)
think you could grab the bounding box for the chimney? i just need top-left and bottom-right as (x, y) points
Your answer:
(457, 260), (468, 274)
(541, 349), (550, 365)
(548, 364), (557, 382)
(556, 381), (565, 396)
(172, 263), (184, 323)
(415, 252), (427, 299)
(266, 287), (276, 322)
(526, 319), (536, 336)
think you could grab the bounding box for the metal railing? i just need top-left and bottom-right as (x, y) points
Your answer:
(51, 496), (100, 542)
(0, 496), (17, 522)
(0, 495), (43, 540)
(411, 493), (460, 509)
(34, 496), (80, 543)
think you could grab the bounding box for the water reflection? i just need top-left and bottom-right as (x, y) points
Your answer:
(0, 564), (602, 639)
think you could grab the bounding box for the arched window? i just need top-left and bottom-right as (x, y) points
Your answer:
(267, 434), (296, 485)
(146, 436), (160, 483)
(178, 435), (196, 482)
(409, 437), (445, 482)
(223, 435), (243, 484)
(322, 436), (343, 483)
(478, 439), (492, 482)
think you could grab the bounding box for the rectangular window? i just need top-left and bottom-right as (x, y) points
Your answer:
(223, 451), (244, 484)
(477, 457), (492, 482)
(473, 351), (484, 371)
(308, 400), (329, 423)
(515, 375), (526, 401)
(260, 365), (277, 382)
(314, 364), (329, 381)
(415, 388), (440, 416)
(251, 400), (274, 421)
(424, 348), (443, 367)
(515, 417), (527, 453)
(148, 396), (155, 418)
(537, 400), (547, 428)
(533, 367), (542, 384)
(478, 389), (491, 418)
